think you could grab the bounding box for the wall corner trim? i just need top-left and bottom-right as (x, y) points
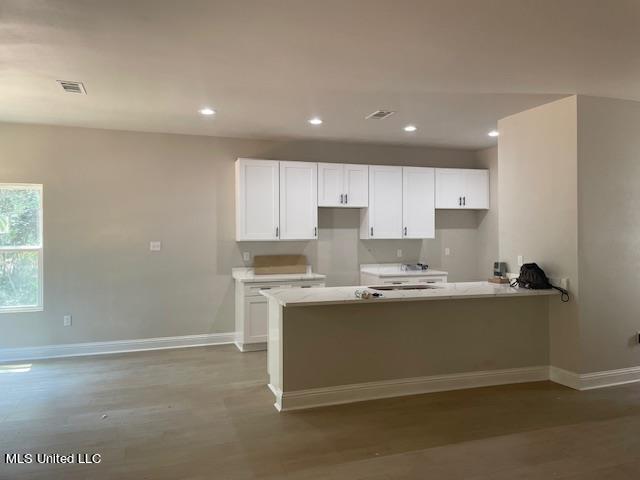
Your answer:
(549, 366), (581, 389)
(550, 365), (640, 390)
(0, 332), (235, 362)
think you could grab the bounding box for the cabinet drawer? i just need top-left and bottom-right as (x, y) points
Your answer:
(244, 281), (325, 297)
(381, 276), (447, 285)
(244, 284), (293, 297)
(414, 276), (447, 283)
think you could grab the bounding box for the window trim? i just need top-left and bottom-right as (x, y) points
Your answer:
(0, 183), (43, 313)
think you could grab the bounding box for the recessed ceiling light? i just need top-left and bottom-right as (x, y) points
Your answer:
(403, 125), (417, 132)
(488, 130), (499, 137)
(199, 107), (216, 115)
(308, 117), (323, 125)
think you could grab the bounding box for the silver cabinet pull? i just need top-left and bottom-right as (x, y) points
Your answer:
(404, 227), (407, 236)
(314, 226), (317, 236)
(458, 197), (461, 206)
(370, 227), (373, 236)
(276, 226), (279, 237)
(340, 194), (344, 204)
(345, 193), (348, 204)
(463, 196), (466, 206)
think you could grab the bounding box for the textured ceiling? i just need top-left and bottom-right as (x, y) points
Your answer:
(2, 0), (639, 148)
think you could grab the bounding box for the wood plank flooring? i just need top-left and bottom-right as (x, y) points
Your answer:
(2, 345), (640, 479)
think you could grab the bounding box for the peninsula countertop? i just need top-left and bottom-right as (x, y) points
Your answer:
(261, 281), (559, 307)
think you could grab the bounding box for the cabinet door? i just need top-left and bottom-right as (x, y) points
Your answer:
(317, 163), (344, 207)
(435, 168), (465, 209)
(344, 164), (369, 207)
(463, 169), (490, 209)
(236, 158), (279, 240)
(279, 161), (318, 240)
(402, 167), (435, 239)
(245, 297), (268, 343)
(368, 165), (403, 238)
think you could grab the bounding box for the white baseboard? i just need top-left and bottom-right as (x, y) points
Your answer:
(234, 341), (267, 353)
(272, 365), (549, 411)
(550, 365), (640, 390)
(0, 332), (235, 363)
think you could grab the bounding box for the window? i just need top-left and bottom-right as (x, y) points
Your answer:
(0, 184), (43, 312)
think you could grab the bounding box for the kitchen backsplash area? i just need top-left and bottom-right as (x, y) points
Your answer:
(235, 208), (482, 286)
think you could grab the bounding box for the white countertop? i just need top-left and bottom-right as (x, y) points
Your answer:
(232, 267), (326, 283)
(360, 263), (448, 278)
(261, 281), (559, 307)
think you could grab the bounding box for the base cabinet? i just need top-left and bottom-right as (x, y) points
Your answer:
(235, 279), (325, 352)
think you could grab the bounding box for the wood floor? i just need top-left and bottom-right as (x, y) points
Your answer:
(2, 346), (640, 479)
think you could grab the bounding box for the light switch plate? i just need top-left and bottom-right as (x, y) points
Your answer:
(243, 251), (251, 262)
(396, 249), (402, 258)
(517, 255), (524, 266)
(63, 315), (72, 327)
(150, 241), (162, 252)
(445, 247), (451, 256)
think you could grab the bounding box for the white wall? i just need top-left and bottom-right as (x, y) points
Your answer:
(1, 123), (484, 349)
(497, 96), (580, 371)
(578, 96), (640, 372)
(475, 146), (498, 278)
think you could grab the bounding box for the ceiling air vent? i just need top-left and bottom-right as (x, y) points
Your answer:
(57, 80), (86, 94)
(365, 110), (395, 120)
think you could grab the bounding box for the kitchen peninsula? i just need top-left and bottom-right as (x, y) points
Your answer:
(263, 282), (559, 411)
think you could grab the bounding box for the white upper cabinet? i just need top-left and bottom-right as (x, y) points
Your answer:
(462, 169), (490, 209)
(402, 167), (435, 239)
(236, 158), (280, 241)
(237, 159), (489, 241)
(317, 163), (343, 207)
(344, 164), (368, 207)
(435, 168), (464, 209)
(435, 168), (489, 209)
(279, 161), (318, 240)
(317, 163), (368, 207)
(360, 165), (403, 239)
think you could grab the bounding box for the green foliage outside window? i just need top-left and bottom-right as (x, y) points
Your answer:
(0, 187), (42, 309)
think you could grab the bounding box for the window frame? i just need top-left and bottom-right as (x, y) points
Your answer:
(0, 183), (43, 313)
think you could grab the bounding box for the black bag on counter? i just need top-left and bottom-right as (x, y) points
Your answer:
(510, 263), (569, 302)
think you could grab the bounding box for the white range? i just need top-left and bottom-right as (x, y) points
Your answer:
(359, 263), (448, 286)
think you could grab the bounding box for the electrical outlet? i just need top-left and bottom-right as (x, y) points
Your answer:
(150, 241), (162, 252)
(517, 255), (524, 266)
(63, 315), (72, 327)
(444, 247), (451, 256)
(243, 251), (251, 262)
(396, 249), (402, 258)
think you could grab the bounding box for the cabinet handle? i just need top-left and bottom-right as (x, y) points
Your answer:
(404, 227), (408, 236)
(463, 196), (466, 206)
(340, 194), (344, 204)
(370, 227), (373, 237)
(458, 197), (462, 206)
(276, 226), (279, 237)
(314, 226), (317, 236)
(345, 193), (348, 204)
